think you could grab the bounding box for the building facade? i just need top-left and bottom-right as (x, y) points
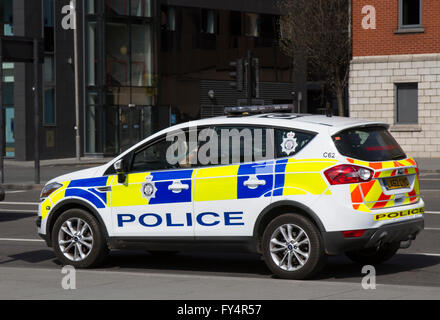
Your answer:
(84, 0), (301, 156)
(1, 0), (310, 160)
(350, 0), (440, 158)
(1, 0), (81, 161)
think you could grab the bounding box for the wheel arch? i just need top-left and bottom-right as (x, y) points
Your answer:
(253, 200), (326, 252)
(45, 199), (109, 246)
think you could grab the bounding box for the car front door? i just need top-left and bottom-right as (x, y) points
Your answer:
(109, 134), (196, 238)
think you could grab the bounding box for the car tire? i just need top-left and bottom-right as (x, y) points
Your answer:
(52, 208), (109, 268)
(345, 242), (399, 265)
(262, 213), (326, 280)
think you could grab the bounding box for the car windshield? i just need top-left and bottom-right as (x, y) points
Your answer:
(332, 126), (407, 162)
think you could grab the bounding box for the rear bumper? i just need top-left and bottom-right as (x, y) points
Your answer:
(323, 218), (424, 255)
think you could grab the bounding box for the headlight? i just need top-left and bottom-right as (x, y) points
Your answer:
(40, 182), (63, 200)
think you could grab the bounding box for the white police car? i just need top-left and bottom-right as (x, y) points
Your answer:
(37, 105), (424, 279)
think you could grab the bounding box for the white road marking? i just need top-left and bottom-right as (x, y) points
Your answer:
(424, 228), (440, 231)
(0, 238), (44, 242)
(411, 253), (440, 257)
(5, 190), (27, 194)
(0, 209), (37, 213)
(0, 202), (39, 205)
(426, 211), (440, 215)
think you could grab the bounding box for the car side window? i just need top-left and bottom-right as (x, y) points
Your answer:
(130, 130), (200, 173)
(275, 129), (316, 158)
(200, 126), (275, 166)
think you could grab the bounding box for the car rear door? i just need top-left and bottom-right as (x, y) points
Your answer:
(193, 125), (274, 237)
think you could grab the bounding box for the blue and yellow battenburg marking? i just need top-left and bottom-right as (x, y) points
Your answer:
(43, 158), (337, 215)
(194, 161), (274, 202)
(41, 177), (113, 219)
(274, 158), (337, 196)
(111, 169), (195, 207)
(65, 177), (111, 209)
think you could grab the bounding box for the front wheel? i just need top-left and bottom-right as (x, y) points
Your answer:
(262, 214), (326, 280)
(52, 208), (109, 268)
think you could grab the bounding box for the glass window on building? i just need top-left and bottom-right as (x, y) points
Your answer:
(87, 0), (96, 14)
(131, 23), (153, 87)
(201, 9), (217, 34)
(44, 88), (56, 125)
(1, 0), (13, 36)
(399, 0), (422, 28)
(107, 0), (151, 17)
(396, 83), (418, 124)
(161, 6), (176, 31)
(107, 0), (128, 16)
(43, 56), (56, 125)
(87, 21), (98, 86)
(44, 56), (54, 83)
(1, 0), (13, 157)
(44, 0), (54, 52)
(131, 0), (151, 17)
(3, 83), (14, 157)
(245, 13), (260, 37)
(86, 1), (155, 155)
(106, 23), (130, 86)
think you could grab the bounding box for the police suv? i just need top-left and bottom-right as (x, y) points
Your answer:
(37, 105), (424, 279)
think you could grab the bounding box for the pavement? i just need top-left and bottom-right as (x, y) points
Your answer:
(0, 157), (112, 190)
(0, 157), (438, 190)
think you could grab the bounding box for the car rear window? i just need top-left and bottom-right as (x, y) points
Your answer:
(332, 126), (406, 162)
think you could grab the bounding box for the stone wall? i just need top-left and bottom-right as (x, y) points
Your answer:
(349, 53), (440, 158)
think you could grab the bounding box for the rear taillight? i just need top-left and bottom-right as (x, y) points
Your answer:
(342, 230), (366, 238)
(324, 165), (374, 185)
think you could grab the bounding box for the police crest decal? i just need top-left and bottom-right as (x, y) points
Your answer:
(280, 131), (298, 156)
(141, 175), (156, 200)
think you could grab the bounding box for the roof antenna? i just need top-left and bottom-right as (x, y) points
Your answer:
(325, 102), (333, 117)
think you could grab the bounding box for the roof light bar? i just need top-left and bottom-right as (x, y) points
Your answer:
(224, 104), (294, 116)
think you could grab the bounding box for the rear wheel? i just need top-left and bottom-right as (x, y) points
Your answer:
(262, 214), (326, 280)
(52, 208), (108, 268)
(345, 242), (399, 265)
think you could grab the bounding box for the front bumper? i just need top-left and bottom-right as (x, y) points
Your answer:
(323, 218), (424, 255)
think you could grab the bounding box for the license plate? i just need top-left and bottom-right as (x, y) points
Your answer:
(384, 176), (410, 190)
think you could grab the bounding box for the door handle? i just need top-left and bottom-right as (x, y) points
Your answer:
(168, 181), (190, 193)
(243, 175), (266, 189)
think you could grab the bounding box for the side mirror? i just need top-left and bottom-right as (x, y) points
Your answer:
(114, 159), (126, 184)
(114, 159), (123, 172)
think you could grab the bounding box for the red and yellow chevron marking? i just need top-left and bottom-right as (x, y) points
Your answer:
(347, 157), (419, 212)
(346, 157), (416, 170)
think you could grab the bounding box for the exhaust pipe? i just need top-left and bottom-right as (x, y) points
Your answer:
(399, 240), (412, 249)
